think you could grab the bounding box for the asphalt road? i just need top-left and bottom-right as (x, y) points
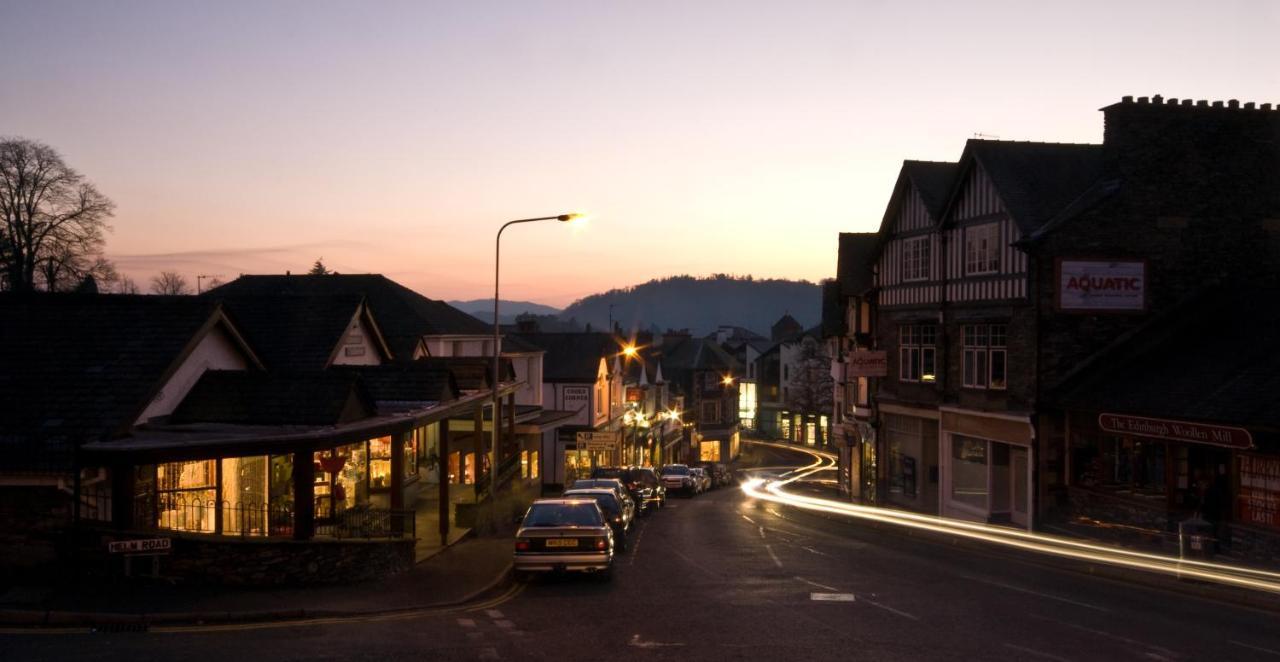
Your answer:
(6, 442), (1280, 661)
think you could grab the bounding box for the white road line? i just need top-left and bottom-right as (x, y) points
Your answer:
(494, 620), (515, 629)
(961, 575), (1110, 612)
(764, 544), (783, 568)
(741, 514), (756, 524)
(860, 597), (919, 621)
(485, 609), (504, 619)
(628, 522), (646, 566)
(629, 634), (684, 648)
(1003, 643), (1072, 662)
(767, 507), (785, 518)
(801, 545), (828, 556)
(795, 576), (840, 592)
(758, 526), (766, 539)
(457, 618), (476, 627)
(810, 593), (856, 602)
(1029, 614), (1177, 658)
(1229, 640), (1280, 657)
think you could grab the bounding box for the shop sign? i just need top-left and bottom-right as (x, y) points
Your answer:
(576, 431), (620, 452)
(1239, 454), (1280, 530)
(109, 538), (171, 554)
(846, 351), (889, 377)
(1057, 259), (1146, 312)
(625, 387), (643, 403)
(1098, 413), (1253, 449)
(562, 386), (590, 411)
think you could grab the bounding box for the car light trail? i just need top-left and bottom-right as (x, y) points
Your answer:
(740, 440), (1280, 595)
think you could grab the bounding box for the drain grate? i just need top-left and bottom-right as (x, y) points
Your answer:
(92, 623), (150, 634)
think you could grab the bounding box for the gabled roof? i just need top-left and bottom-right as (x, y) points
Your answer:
(661, 337), (741, 374)
(877, 160), (958, 236)
(207, 275), (490, 359)
(0, 294), (261, 443)
(1055, 282), (1280, 431)
(514, 332), (618, 383)
(836, 232), (879, 297)
(941, 140), (1105, 235)
(169, 371), (375, 426)
(210, 294), (391, 371)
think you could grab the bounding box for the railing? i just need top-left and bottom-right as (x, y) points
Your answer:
(316, 507), (416, 540)
(475, 453), (522, 498)
(131, 495), (295, 538)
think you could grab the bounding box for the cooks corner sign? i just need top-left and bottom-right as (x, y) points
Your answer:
(1057, 259), (1147, 312)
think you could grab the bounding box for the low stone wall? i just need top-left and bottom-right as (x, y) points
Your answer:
(1065, 487), (1174, 531)
(1227, 525), (1280, 565)
(88, 530), (414, 586)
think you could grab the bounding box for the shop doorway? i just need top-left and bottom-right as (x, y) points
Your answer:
(1011, 448), (1028, 528)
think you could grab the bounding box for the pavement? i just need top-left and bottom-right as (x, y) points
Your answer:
(0, 533), (514, 627)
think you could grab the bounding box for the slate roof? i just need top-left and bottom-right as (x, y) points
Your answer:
(946, 140), (1105, 235)
(902, 160), (959, 219)
(514, 332), (618, 383)
(207, 275), (490, 359)
(661, 337), (741, 375)
(331, 363), (457, 405)
(169, 371), (375, 426)
(413, 356), (514, 390)
(821, 280), (844, 338)
(208, 294), (374, 371)
(0, 294), (252, 445)
(1056, 282), (1280, 432)
(836, 232), (878, 297)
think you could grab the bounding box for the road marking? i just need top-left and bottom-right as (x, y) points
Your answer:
(1229, 640), (1280, 657)
(961, 575), (1110, 612)
(478, 646), (500, 660)
(628, 521), (646, 565)
(801, 545), (828, 556)
(629, 634), (684, 648)
(860, 597), (919, 621)
(795, 576), (840, 591)
(767, 507), (785, 518)
(765, 544), (783, 568)
(1029, 614), (1176, 658)
(810, 593), (856, 602)
(485, 609), (503, 619)
(758, 526), (766, 539)
(494, 620), (514, 629)
(1003, 643), (1071, 662)
(457, 618), (476, 627)
(741, 514), (756, 525)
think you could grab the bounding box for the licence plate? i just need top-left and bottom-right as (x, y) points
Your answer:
(545, 538), (578, 548)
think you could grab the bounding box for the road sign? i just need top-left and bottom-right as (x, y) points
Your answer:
(108, 538), (172, 554)
(576, 431), (620, 452)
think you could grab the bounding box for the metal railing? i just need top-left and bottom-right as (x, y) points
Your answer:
(315, 507), (416, 540)
(132, 495), (295, 538)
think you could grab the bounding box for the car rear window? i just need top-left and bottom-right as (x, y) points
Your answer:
(523, 502), (603, 527)
(564, 491), (620, 516)
(591, 468), (625, 479)
(661, 466), (690, 475)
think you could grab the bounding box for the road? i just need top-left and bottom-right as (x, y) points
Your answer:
(5, 442), (1280, 661)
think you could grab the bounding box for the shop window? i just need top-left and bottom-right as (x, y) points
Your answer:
(901, 235), (931, 282)
(700, 441), (721, 462)
(963, 324), (1007, 390)
(530, 450), (539, 479)
(462, 452), (476, 485)
(1072, 434), (1166, 498)
(268, 454), (294, 536)
(370, 436), (393, 490)
(898, 324), (937, 382)
(885, 414), (924, 500)
(221, 456), (269, 536)
(521, 450), (530, 478)
(156, 460), (217, 533)
(964, 223), (1000, 275)
(951, 436), (989, 510)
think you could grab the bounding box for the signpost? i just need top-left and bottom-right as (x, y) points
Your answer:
(108, 537), (171, 577)
(577, 431), (621, 468)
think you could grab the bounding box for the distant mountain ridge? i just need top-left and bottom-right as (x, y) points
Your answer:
(559, 275), (820, 336)
(448, 298), (562, 325)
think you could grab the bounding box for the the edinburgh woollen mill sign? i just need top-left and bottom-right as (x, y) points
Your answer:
(1056, 259), (1147, 312)
(1098, 413), (1253, 450)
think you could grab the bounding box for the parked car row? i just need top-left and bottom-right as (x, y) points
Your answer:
(517, 463), (733, 582)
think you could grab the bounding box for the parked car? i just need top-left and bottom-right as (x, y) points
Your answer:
(659, 463), (697, 496)
(563, 487), (632, 550)
(592, 466), (666, 513)
(694, 462), (732, 488)
(567, 477), (636, 515)
(514, 498), (615, 581)
(689, 466), (711, 494)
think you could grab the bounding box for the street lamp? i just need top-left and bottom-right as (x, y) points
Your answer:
(492, 213), (583, 503)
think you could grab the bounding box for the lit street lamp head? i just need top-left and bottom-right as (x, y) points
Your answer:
(558, 213), (585, 222)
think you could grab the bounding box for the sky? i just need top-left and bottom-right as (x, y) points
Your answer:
(2, 1), (1277, 307)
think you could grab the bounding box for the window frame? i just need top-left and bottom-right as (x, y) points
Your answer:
(901, 235), (932, 282)
(963, 223), (1001, 276)
(897, 324), (937, 383)
(962, 323), (1008, 390)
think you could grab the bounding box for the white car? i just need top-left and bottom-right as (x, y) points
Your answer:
(659, 464), (697, 496)
(688, 467), (711, 494)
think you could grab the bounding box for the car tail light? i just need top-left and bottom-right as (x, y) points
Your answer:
(515, 539), (531, 551)
(595, 537), (608, 550)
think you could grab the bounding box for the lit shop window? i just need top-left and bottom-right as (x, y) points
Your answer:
(156, 460), (217, 533)
(370, 436), (393, 490)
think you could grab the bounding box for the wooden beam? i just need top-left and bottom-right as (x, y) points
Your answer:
(438, 422), (450, 547)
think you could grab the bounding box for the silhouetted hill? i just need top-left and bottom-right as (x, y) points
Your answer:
(448, 298), (561, 325)
(559, 275), (821, 336)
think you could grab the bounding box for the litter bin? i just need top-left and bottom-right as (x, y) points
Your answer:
(1178, 517), (1216, 560)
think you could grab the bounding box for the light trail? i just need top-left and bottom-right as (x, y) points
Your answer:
(740, 439), (1280, 595)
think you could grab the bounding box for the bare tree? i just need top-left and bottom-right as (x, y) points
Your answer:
(785, 336), (835, 443)
(116, 276), (140, 294)
(0, 138), (115, 292)
(150, 271), (191, 295)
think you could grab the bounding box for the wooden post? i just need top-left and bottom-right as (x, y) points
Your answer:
(438, 421), (451, 546)
(507, 392), (517, 470)
(474, 404), (485, 490)
(293, 450), (315, 541)
(111, 463), (134, 530)
(390, 432), (405, 510)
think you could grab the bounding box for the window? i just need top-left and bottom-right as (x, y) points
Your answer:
(783, 365), (789, 381)
(701, 400), (720, 424)
(964, 223), (1000, 274)
(700, 441), (721, 462)
(156, 460), (217, 533)
(901, 236), (931, 281)
(1072, 435), (1167, 496)
(369, 436), (393, 490)
(898, 324), (937, 382)
(951, 436), (989, 509)
(962, 324), (1008, 389)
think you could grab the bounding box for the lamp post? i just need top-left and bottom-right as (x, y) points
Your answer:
(492, 213), (582, 503)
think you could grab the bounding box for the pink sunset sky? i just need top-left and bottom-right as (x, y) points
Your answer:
(2, 1), (1277, 307)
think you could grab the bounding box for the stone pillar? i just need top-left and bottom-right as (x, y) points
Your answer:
(438, 421), (451, 546)
(293, 450), (315, 541)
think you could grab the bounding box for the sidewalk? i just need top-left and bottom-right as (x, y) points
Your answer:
(0, 534), (513, 627)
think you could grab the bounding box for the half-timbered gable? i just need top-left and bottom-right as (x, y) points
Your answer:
(874, 160), (956, 308)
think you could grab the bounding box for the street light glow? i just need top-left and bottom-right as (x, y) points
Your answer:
(623, 345), (638, 358)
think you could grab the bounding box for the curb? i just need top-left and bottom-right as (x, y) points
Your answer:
(0, 560), (516, 630)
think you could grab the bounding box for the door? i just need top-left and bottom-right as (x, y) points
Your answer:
(1011, 449), (1029, 528)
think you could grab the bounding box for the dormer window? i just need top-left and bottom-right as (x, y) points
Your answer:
(901, 236), (931, 282)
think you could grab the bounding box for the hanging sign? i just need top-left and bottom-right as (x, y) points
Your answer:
(576, 431), (620, 452)
(845, 351), (888, 377)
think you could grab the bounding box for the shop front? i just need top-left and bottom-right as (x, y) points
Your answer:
(939, 407), (1034, 528)
(879, 405), (940, 514)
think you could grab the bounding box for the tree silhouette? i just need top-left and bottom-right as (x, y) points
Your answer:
(309, 258), (330, 275)
(150, 271), (191, 295)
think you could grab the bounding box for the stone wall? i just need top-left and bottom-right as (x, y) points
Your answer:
(1226, 525), (1280, 566)
(86, 530), (414, 586)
